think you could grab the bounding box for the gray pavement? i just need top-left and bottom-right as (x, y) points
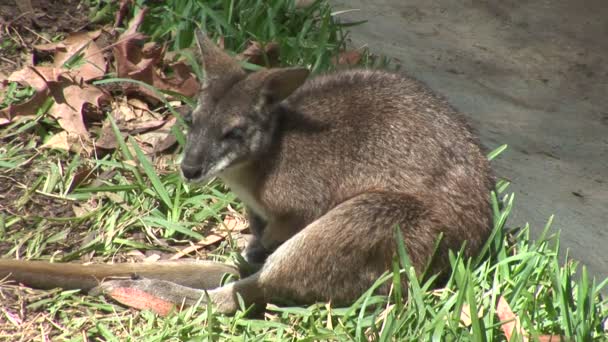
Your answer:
(330, 0), (608, 281)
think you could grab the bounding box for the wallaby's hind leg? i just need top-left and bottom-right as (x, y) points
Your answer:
(94, 192), (439, 314)
(209, 192), (440, 312)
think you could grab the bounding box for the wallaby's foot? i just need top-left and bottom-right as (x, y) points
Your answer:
(91, 278), (244, 315)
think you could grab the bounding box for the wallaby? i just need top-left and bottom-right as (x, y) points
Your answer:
(0, 30), (494, 315)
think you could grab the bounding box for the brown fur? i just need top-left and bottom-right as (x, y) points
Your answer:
(0, 30), (493, 314)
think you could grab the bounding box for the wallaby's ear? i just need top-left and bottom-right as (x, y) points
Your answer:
(194, 29), (245, 88)
(259, 68), (310, 106)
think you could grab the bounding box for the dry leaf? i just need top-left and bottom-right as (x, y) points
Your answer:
(68, 166), (94, 192)
(72, 199), (98, 217)
(95, 119), (124, 150)
(47, 75), (109, 135)
(1, 67), (52, 124)
(2, 66), (108, 134)
(135, 117), (176, 152)
(106, 286), (175, 316)
(96, 97), (168, 151)
(114, 0), (132, 28)
(113, 8), (200, 102)
(143, 254), (161, 263)
(460, 302), (484, 327)
(332, 50), (362, 66)
(238, 41), (280, 67)
(497, 296), (526, 341)
(0, 90), (49, 125)
(39, 31), (106, 81)
(41, 131), (92, 154)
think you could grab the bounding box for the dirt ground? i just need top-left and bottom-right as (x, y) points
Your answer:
(0, 0), (90, 76)
(330, 0), (608, 282)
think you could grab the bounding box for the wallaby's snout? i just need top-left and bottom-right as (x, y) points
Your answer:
(180, 161), (203, 181)
(180, 127), (205, 181)
(180, 127), (219, 182)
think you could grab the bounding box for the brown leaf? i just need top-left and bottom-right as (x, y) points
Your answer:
(135, 116), (177, 152)
(8, 66), (55, 92)
(112, 8), (200, 102)
(35, 31), (106, 81)
(41, 131), (92, 154)
(47, 74), (109, 136)
(1, 67), (56, 125)
(154, 61), (200, 97)
(3, 66), (108, 133)
(95, 98), (167, 151)
(0, 88), (49, 125)
(238, 41), (280, 67)
(154, 134), (177, 153)
(496, 296), (528, 342)
(68, 166), (94, 192)
(95, 119), (123, 150)
(106, 286), (175, 316)
(332, 50), (362, 66)
(114, 0), (132, 28)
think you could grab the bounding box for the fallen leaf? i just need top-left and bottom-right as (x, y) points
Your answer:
(459, 302), (484, 327)
(127, 119), (166, 135)
(112, 8), (200, 102)
(134, 117), (176, 152)
(96, 97), (167, 151)
(0, 90), (49, 125)
(332, 50), (362, 66)
(41, 131), (92, 154)
(34, 31), (106, 81)
(106, 286), (175, 316)
(238, 41), (280, 67)
(3, 66), (108, 133)
(222, 214), (249, 232)
(8, 66), (55, 92)
(95, 119), (124, 150)
(114, 0), (132, 28)
(154, 61), (200, 97)
(72, 198), (98, 217)
(47, 74), (109, 135)
(497, 296), (527, 341)
(1, 67), (53, 124)
(153, 134), (177, 153)
(68, 166), (94, 192)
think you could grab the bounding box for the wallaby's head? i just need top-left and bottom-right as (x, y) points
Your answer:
(180, 30), (309, 182)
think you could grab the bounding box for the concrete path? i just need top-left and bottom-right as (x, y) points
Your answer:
(330, 0), (608, 281)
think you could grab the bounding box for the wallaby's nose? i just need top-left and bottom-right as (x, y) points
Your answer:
(181, 163), (203, 180)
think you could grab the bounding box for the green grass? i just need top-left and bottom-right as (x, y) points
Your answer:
(0, 0), (606, 341)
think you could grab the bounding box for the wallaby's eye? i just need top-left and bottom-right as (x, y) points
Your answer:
(222, 127), (245, 141)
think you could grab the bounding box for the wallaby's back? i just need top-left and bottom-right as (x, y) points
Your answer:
(245, 69), (494, 263)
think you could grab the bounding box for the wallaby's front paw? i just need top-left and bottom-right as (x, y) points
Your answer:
(90, 278), (208, 316)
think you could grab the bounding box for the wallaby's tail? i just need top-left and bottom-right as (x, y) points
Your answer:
(0, 259), (238, 292)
